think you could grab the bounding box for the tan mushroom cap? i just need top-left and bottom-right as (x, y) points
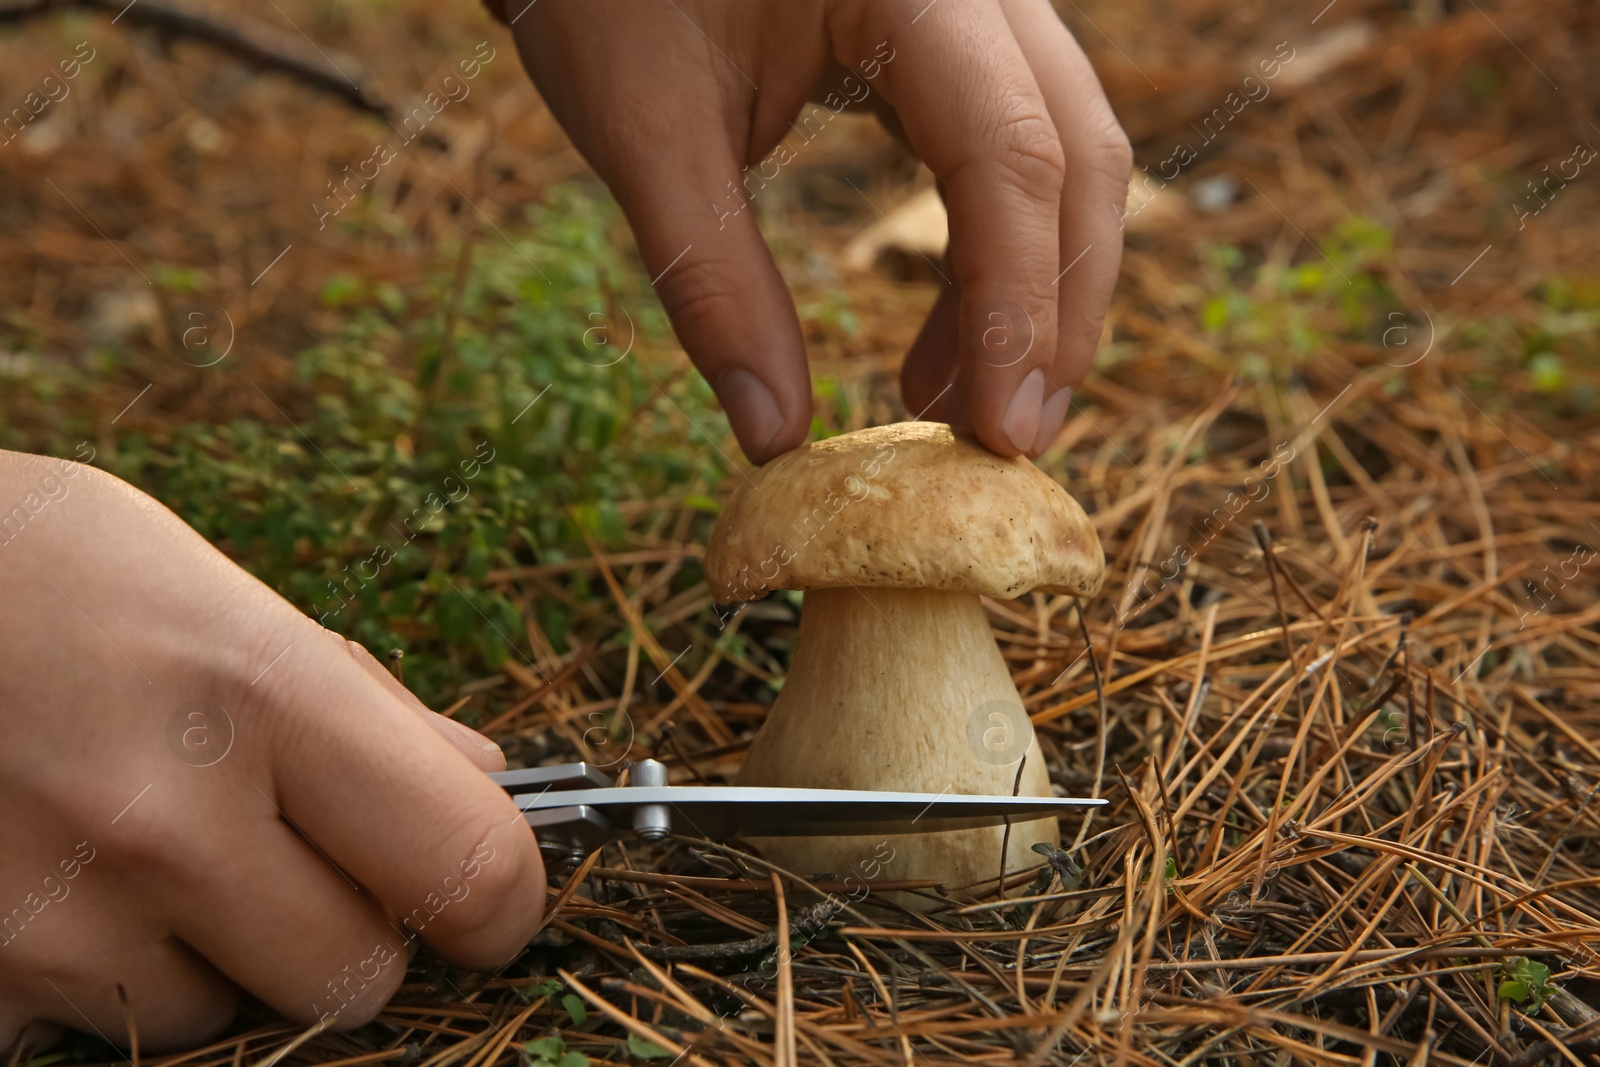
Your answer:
(706, 421), (1105, 603)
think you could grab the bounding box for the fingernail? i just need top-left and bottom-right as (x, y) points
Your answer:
(1003, 368), (1045, 453)
(715, 367), (786, 463)
(482, 740), (502, 756)
(1033, 386), (1073, 455)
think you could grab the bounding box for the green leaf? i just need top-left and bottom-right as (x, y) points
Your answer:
(627, 1034), (673, 1060)
(519, 978), (565, 1000)
(561, 993), (587, 1026)
(154, 264), (208, 293)
(525, 1036), (566, 1059)
(556, 1053), (590, 1067)
(375, 281), (406, 316)
(320, 272), (363, 307)
(596, 499), (625, 543)
(1529, 352), (1568, 394)
(21, 1052), (72, 1067)
(1291, 263), (1326, 292)
(1498, 956), (1556, 1012)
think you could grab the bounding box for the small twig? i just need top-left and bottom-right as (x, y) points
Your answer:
(1510, 1014), (1600, 1067)
(1404, 863), (1491, 948)
(1254, 521), (1306, 720)
(772, 872), (798, 1067)
(476, 641), (603, 736)
(1531, 776), (1600, 889)
(251, 1017), (334, 1067)
(1359, 629), (1408, 709)
(658, 720), (712, 785)
(115, 984), (139, 1067)
(998, 753), (1027, 901)
(1404, 1028), (1436, 1067)
(1363, 673), (1407, 718)
(1405, 643), (1421, 751)
(1072, 599), (1109, 850)
(632, 901), (837, 963)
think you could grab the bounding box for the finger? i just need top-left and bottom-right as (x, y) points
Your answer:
(900, 256), (961, 423)
(509, 11), (812, 465)
(166, 807), (405, 1028)
(8, 928), (234, 1051)
(614, 138), (813, 465)
(340, 638), (504, 772)
(0, 823), (237, 1051)
(860, 1), (1064, 457)
(262, 617), (546, 970)
(1000, 0), (1132, 454)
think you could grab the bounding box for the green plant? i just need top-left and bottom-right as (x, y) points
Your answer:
(1009, 842), (1084, 926)
(1196, 220), (1399, 379)
(524, 1034), (589, 1067)
(1498, 955), (1557, 1013)
(797, 289), (858, 340)
(1528, 351), (1568, 394)
(93, 186), (731, 709)
(1029, 841), (1083, 893)
(627, 1034), (674, 1060)
(515, 978), (566, 1001)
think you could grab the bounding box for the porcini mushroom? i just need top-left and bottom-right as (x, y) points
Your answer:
(706, 422), (1105, 890)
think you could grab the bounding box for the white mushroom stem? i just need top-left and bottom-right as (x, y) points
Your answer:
(736, 586), (1058, 892)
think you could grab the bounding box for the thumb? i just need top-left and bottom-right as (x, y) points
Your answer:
(611, 142), (812, 465)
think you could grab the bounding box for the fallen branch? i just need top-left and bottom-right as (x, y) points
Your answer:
(0, 0), (390, 117)
(633, 901), (838, 963)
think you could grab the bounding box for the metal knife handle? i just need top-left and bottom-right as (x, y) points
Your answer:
(489, 761), (615, 793)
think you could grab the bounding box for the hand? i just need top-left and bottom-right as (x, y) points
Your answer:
(495, 0), (1131, 463)
(0, 451), (545, 1054)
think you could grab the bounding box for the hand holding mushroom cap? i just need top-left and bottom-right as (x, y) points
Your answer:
(706, 422), (1105, 891)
